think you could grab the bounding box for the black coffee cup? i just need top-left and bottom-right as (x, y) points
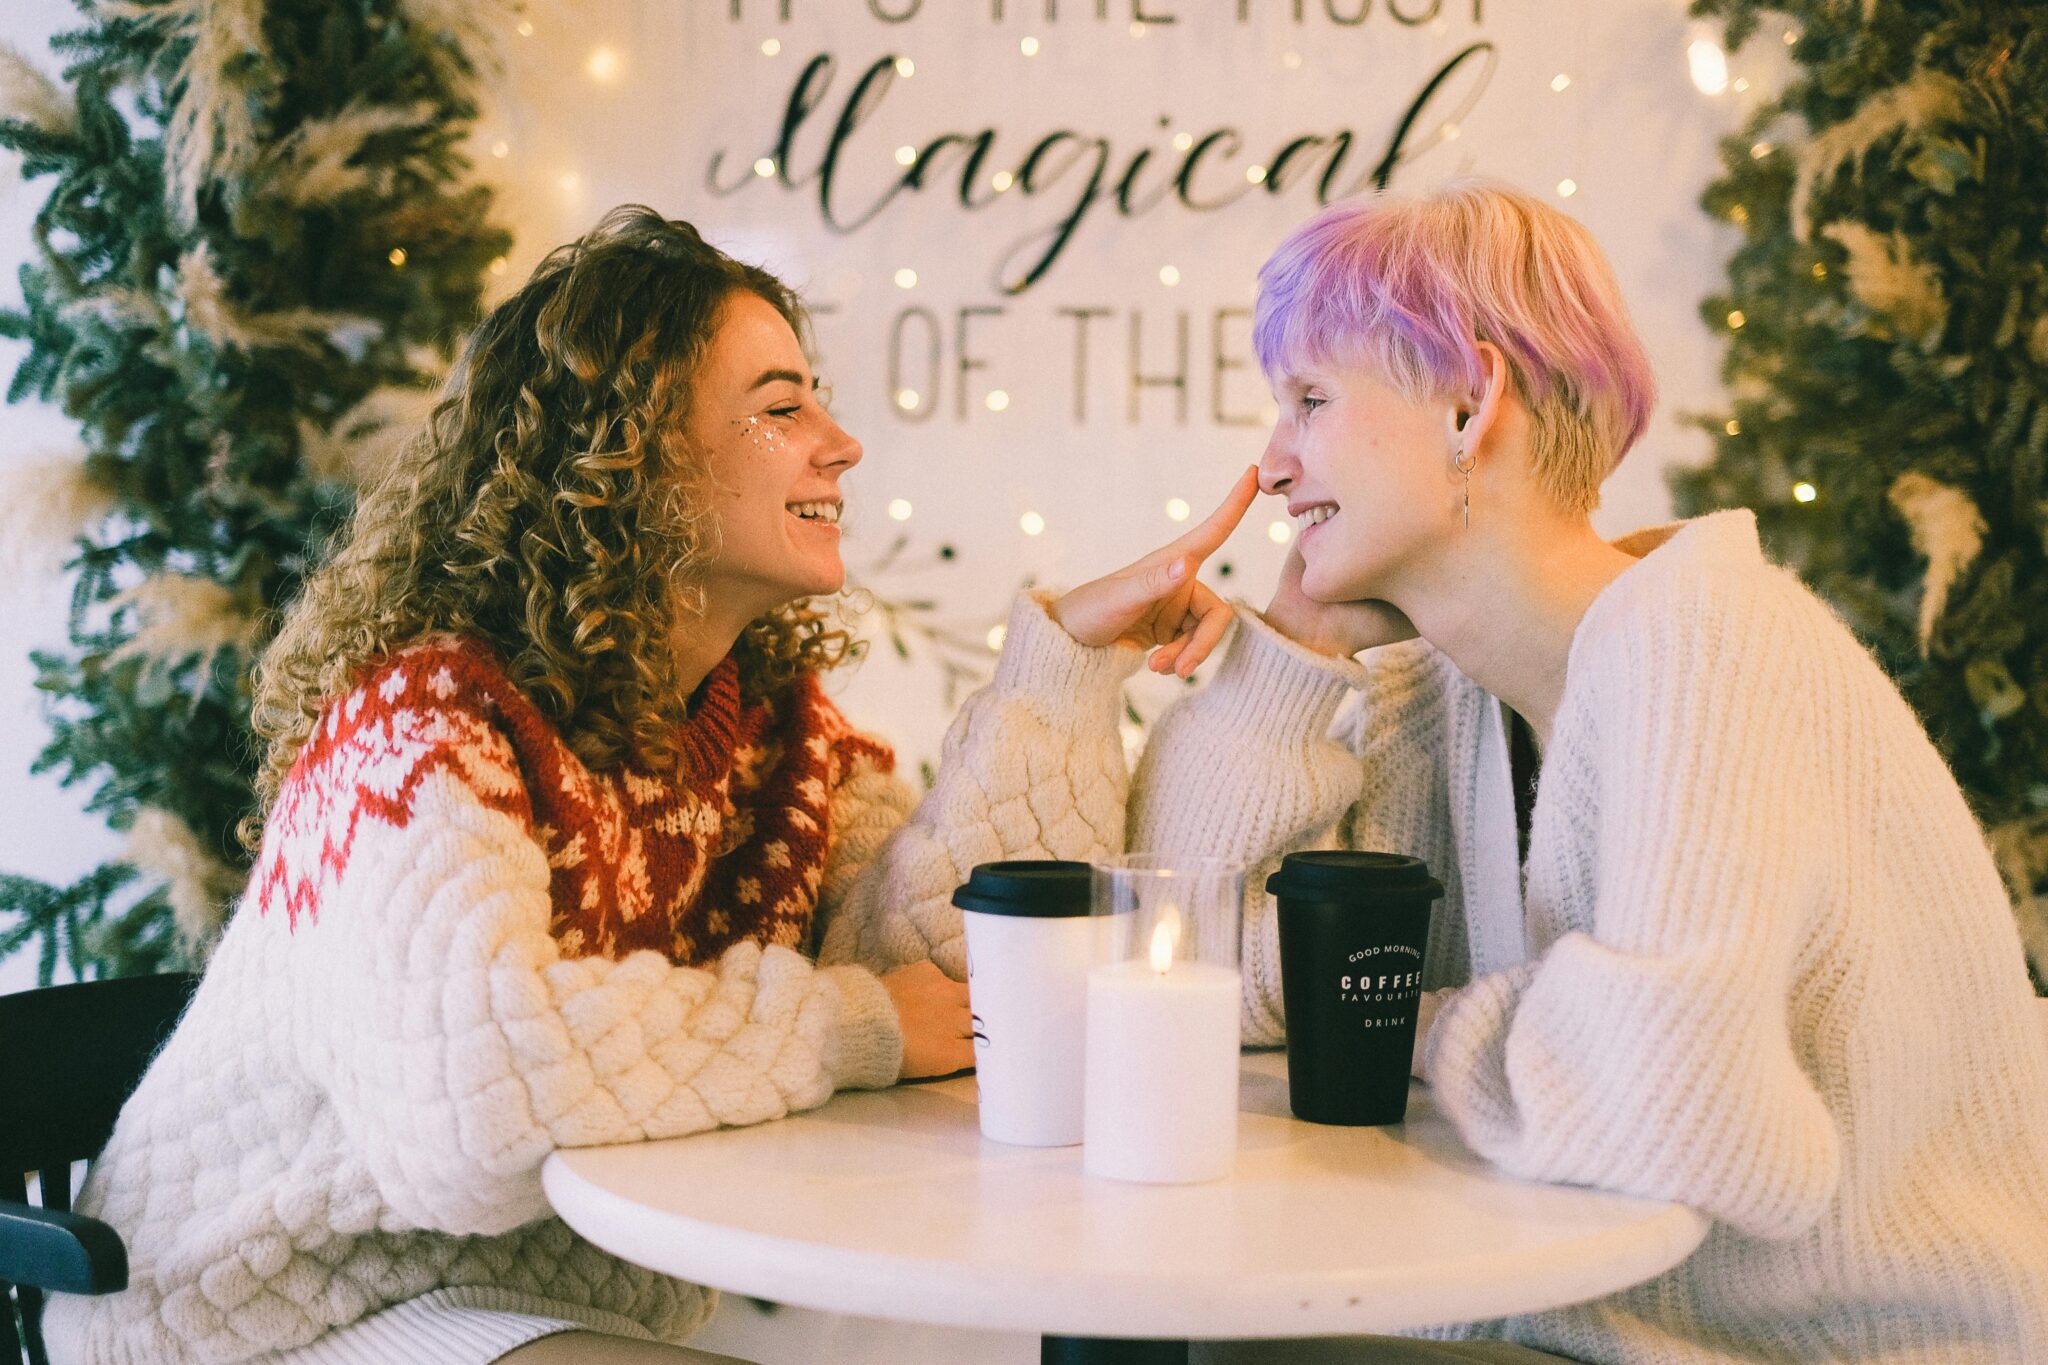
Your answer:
(1267, 851), (1444, 1126)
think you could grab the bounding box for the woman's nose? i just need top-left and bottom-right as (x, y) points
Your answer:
(818, 415), (862, 471)
(1258, 434), (1297, 497)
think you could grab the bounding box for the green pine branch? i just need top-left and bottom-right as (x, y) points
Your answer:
(1, 1), (510, 984)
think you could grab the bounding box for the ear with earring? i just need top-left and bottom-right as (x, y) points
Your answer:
(1449, 410), (1476, 528)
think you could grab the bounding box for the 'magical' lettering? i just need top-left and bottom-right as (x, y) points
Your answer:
(709, 45), (1497, 293)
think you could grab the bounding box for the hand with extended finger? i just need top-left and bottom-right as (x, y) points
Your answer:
(1048, 466), (1258, 678)
(1261, 544), (1418, 659)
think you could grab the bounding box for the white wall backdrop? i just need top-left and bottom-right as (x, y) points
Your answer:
(0, 0), (1796, 986)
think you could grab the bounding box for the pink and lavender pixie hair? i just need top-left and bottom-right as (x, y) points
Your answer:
(1253, 176), (1656, 514)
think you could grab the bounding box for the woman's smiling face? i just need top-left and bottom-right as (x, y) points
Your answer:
(1259, 360), (1463, 603)
(686, 290), (863, 618)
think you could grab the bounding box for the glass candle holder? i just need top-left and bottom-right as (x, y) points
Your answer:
(1082, 855), (1244, 1184)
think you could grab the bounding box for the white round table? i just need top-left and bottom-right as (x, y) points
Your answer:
(544, 1051), (1707, 1359)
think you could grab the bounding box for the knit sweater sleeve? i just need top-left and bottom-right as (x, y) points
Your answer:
(1421, 579), (1845, 1241)
(281, 684), (901, 1238)
(1128, 603), (1411, 1045)
(815, 589), (1146, 980)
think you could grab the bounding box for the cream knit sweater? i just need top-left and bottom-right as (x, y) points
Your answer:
(46, 595), (1144, 1365)
(1131, 510), (2048, 1362)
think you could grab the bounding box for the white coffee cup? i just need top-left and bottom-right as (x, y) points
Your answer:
(953, 861), (1095, 1147)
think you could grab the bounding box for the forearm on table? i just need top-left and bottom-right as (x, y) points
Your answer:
(321, 796), (901, 1235)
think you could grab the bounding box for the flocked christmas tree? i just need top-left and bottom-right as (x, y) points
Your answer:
(0, 0), (510, 982)
(1676, 0), (2047, 983)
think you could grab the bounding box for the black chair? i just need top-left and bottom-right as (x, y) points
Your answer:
(0, 973), (199, 1365)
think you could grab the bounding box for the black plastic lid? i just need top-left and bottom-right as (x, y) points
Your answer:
(1265, 850), (1445, 903)
(950, 860), (1095, 918)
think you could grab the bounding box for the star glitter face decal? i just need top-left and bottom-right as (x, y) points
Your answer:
(735, 413), (789, 450)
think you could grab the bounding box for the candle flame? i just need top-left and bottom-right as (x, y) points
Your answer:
(1149, 906), (1181, 974)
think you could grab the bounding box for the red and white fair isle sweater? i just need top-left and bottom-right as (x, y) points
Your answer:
(252, 636), (894, 966)
(48, 594), (1146, 1365)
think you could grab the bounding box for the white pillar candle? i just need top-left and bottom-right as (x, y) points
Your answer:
(1082, 913), (1241, 1184)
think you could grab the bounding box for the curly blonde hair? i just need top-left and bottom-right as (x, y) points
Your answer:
(247, 206), (857, 843)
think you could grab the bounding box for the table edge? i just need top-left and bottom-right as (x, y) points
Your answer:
(542, 1150), (1711, 1340)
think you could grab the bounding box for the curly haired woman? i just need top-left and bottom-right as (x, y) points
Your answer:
(42, 207), (1245, 1365)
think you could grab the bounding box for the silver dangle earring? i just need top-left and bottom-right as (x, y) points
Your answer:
(1454, 448), (1476, 528)
(1448, 408), (1475, 528)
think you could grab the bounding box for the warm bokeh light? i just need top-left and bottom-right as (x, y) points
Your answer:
(1687, 39), (1729, 95)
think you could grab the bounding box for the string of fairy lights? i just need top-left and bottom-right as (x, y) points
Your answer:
(458, 10), (1809, 641)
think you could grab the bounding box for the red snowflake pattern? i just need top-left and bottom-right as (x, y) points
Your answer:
(251, 638), (892, 966)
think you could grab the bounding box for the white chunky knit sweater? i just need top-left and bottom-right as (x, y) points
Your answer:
(1131, 510), (2048, 1362)
(46, 594), (1143, 1365)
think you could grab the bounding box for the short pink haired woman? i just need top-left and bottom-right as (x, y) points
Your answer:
(1053, 177), (2048, 1362)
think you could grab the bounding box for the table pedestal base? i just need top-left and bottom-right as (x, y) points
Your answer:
(1041, 1335), (1189, 1364)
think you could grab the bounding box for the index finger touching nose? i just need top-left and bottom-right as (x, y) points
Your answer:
(1172, 465), (1259, 560)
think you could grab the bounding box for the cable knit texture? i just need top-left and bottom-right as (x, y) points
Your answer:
(1130, 510), (2048, 1362)
(46, 593), (1142, 1364)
